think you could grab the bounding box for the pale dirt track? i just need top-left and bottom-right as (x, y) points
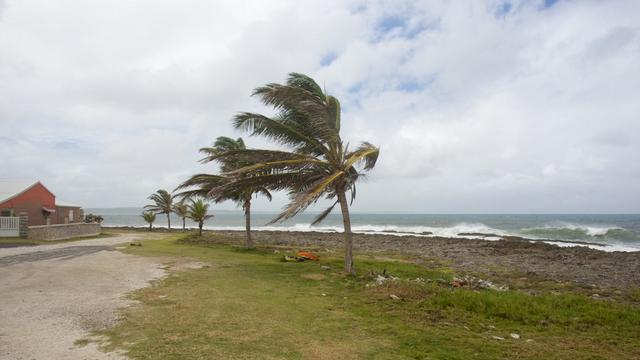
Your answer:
(0, 233), (166, 360)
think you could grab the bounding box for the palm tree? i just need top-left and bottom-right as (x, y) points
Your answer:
(188, 199), (214, 236)
(176, 136), (272, 249)
(173, 201), (189, 231)
(141, 211), (156, 231)
(145, 189), (175, 230)
(210, 73), (379, 274)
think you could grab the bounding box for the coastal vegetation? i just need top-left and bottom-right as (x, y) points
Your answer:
(187, 199), (213, 236)
(99, 232), (640, 359)
(177, 73), (379, 273)
(177, 136), (272, 249)
(172, 202), (189, 231)
(145, 189), (175, 230)
(141, 211), (156, 231)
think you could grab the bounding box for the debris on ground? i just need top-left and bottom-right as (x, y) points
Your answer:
(451, 276), (508, 291)
(389, 294), (401, 300)
(366, 271), (400, 287)
(510, 333), (520, 339)
(492, 336), (505, 341)
(297, 251), (319, 261)
(129, 242), (142, 247)
(280, 251), (320, 263)
(321, 265), (331, 270)
(281, 255), (304, 262)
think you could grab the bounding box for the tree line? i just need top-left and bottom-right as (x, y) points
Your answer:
(141, 73), (379, 274)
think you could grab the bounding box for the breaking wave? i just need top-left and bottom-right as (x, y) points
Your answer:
(205, 222), (506, 239)
(518, 223), (640, 242)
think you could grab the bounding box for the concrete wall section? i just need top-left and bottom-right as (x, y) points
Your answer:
(28, 223), (101, 241)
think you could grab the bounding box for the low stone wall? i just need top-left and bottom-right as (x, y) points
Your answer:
(27, 223), (101, 241)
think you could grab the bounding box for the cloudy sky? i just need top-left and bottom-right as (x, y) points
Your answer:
(1, 0), (639, 213)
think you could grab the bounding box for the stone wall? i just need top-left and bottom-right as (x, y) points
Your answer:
(27, 223), (101, 241)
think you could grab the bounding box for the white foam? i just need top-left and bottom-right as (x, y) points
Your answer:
(525, 222), (624, 237)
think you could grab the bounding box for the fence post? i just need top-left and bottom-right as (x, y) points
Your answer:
(19, 212), (28, 238)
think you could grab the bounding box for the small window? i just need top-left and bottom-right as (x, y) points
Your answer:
(69, 210), (74, 222)
(1, 210), (11, 217)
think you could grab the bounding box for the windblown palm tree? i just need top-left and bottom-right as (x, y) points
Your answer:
(173, 201), (189, 231)
(188, 199), (214, 236)
(141, 211), (156, 231)
(176, 136), (271, 249)
(210, 73), (379, 274)
(145, 189), (175, 230)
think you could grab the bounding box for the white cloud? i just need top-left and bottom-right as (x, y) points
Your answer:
(1, 0), (639, 212)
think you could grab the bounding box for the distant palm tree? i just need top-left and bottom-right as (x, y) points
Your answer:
(173, 201), (189, 231)
(141, 211), (156, 231)
(177, 136), (271, 249)
(145, 189), (175, 230)
(213, 73), (379, 274)
(188, 199), (214, 236)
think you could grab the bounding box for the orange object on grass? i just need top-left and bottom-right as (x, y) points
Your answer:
(296, 251), (319, 261)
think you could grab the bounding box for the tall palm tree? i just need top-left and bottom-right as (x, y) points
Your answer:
(145, 189), (175, 230)
(173, 201), (189, 231)
(188, 199), (214, 236)
(176, 136), (272, 249)
(210, 73), (379, 274)
(141, 211), (156, 231)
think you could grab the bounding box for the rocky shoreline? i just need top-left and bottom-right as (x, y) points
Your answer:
(108, 227), (640, 292)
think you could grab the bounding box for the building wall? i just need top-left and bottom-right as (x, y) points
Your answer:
(28, 223), (101, 241)
(54, 206), (83, 224)
(0, 183), (55, 226)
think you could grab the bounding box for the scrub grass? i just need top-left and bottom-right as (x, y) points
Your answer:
(99, 233), (640, 359)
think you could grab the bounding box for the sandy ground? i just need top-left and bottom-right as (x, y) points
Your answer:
(0, 233), (166, 360)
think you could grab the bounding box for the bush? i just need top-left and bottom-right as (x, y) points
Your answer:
(84, 213), (104, 224)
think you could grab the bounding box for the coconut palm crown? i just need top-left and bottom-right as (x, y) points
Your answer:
(188, 199), (214, 236)
(141, 211), (156, 232)
(176, 136), (271, 248)
(209, 73), (379, 274)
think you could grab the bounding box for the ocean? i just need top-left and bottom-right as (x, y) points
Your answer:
(87, 208), (640, 252)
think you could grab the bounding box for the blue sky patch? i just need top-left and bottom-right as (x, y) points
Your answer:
(320, 52), (337, 67)
(496, 2), (513, 17)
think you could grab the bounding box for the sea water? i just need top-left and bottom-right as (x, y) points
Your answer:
(87, 208), (640, 252)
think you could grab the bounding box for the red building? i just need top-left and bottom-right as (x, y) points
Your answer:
(0, 181), (83, 226)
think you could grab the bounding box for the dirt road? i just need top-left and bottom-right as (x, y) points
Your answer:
(0, 233), (166, 360)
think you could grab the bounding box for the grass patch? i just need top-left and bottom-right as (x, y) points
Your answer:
(100, 234), (640, 359)
(73, 338), (90, 347)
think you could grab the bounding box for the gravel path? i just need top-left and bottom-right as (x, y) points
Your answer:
(0, 233), (166, 360)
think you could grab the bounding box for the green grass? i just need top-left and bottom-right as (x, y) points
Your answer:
(0, 232), (116, 246)
(99, 234), (640, 359)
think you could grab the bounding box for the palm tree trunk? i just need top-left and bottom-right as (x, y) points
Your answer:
(244, 199), (254, 249)
(167, 213), (171, 230)
(182, 217), (186, 231)
(337, 188), (355, 275)
(199, 222), (203, 236)
(149, 223), (152, 232)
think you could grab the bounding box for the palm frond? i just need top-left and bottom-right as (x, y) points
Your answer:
(344, 142), (379, 171)
(311, 201), (338, 226)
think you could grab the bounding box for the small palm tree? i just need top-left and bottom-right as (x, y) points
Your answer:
(145, 189), (175, 230)
(212, 73), (379, 274)
(141, 211), (156, 231)
(177, 136), (271, 249)
(188, 199), (214, 236)
(173, 201), (189, 231)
